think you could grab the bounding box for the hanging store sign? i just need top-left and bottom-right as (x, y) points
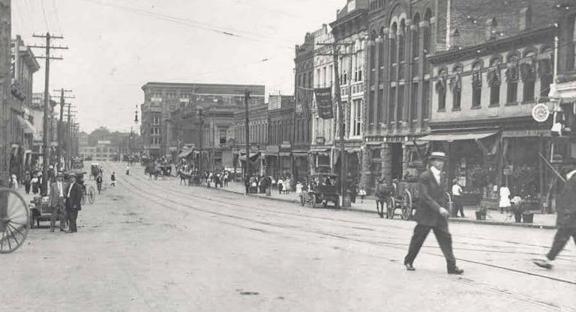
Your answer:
(532, 103), (550, 123)
(314, 87), (333, 119)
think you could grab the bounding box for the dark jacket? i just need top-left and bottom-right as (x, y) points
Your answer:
(414, 169), (449, 229)
(65, 182), (83, 211)
(556, 176), (576, 228)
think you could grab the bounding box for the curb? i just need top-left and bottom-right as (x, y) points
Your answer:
(208, 186), (556, 230)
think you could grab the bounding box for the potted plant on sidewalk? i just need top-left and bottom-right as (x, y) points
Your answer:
(475, 205), (487, 220)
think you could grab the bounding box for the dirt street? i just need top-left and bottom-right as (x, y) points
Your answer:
(1, 162), (575, 312)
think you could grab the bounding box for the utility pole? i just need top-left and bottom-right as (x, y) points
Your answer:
(244, 90), (251, 194)
(64, 104), (77, 169)
(30, 33), (67, 194)
(0, 0), (11, 186)
(198, 108), (203, 173)
(53, 88), (73, 171)
(317, 42), (350, 207)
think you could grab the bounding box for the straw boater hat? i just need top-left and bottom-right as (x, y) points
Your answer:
(428, 151), (447, 161)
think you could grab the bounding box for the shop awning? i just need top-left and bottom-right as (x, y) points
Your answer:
(178, 149), (194, 158)
(419, 131), (498, 142)
(239, 152), (261, 162)
(16, 115), (35, 134)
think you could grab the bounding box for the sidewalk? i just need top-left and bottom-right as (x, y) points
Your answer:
(210, 182), (557, 229)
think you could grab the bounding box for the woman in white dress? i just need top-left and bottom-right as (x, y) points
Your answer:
(499, 185), (511, 214)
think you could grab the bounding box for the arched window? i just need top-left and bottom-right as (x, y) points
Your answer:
(506, 53), (519, 104)
(436, 68), (447, 111)
(521, 51), (536, 103)
(488, 57), (501, 106)
(423, 9), (433, 55)
(369, 31), (377, 72)
(399, 20), (406, 63)
(390, 23), (397, 65)
(389, 23), (398, 80)
(412, 13), (420, 59)
(472, 61), (483, 108)
(451, 65), (463, 110)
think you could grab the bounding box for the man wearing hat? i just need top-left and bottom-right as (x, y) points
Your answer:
(404, 151), (464, 275)
(65, 174), (83, 233)
(534, 168), (576, 269)
(49, 172), (68, 232)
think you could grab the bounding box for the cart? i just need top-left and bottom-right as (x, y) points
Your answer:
(300, 174), (340, 209)
(0, 187), (30, 253)
(29, 195), (54, 228)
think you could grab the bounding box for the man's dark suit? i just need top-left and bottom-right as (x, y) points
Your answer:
(405, 168), (458, 271)
(65, 182), (83, 232)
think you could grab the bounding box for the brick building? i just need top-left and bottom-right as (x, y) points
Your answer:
(140, 82), (264, 163)
(266, 95), (296, 178)
(232, 102), (268, 175)
(423, 0), (561, 209)
(293, 32), (315, 182)
(330, 0), (369, 189)
(310, 24), (336, 175)
(0, 0), (9, 181)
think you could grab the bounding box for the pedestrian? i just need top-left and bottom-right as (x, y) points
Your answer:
(65, 174), (83, 233)
(126, 165), (130, 176)
(111, 171), (116, 187)
(31, 174), (39, 195)
(295, 181), (303, 195)
(358, 187), (367, 203)
(278, 178), (284, 195)
(533, 169), (576, 270)
(451, 178), (465, 217)
(9, 174), (18, 189)
(404, 151), (464, 275)
(96, 174), (103, 194)
(499, 184), (511, 214)
(24, 171), (31, 194)
(49, 172), (67, 232)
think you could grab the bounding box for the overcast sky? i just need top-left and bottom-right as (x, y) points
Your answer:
(12, 0), (344, 132)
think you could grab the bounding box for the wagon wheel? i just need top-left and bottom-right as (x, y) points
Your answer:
(403, 190), (413, 220)
(88, 186), (96, 205)
(0, 188), (30, 254)
(386, 197), (396, 219)
(376, 198), (384, 218)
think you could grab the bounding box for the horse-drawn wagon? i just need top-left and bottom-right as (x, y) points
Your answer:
(300, 173), (340, 209)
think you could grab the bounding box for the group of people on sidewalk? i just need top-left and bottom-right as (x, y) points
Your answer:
(47, 172), (83, 233)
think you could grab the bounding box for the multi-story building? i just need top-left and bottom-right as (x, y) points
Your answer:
(140, 82), (265, 161)
(362, 0), (441, 192)
(80, 140), (117, 162)
(330, 0), (368, 188)
(310, 24), (336, 174)
(232, 102), (268, 175)
(8, 35), (40, 177)
(293, 32), (315, 182)
(425, 0), (560, 209)
(266, 95), (296, 178)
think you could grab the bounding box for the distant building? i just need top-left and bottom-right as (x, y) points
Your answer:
(140, 82), (265, 162)
(80, 140), (117, 162)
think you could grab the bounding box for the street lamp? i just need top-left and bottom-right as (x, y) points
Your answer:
(197, 108), (204, 173)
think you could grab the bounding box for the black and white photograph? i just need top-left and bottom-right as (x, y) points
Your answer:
(0, 0), (575, 311)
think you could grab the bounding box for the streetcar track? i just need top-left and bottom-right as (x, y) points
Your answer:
(116, 166), (576, 287)
(116, 173), (576, 311)
(118, 166), (575, 261)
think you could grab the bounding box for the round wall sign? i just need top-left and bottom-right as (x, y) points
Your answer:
(532, 104), (550, 123)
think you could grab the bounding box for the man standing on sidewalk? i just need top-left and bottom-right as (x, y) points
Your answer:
(534, 169), (576, 269)
(404, 152), (464, 275)
(49, 172), (67, 232)
(451, 178), (464, 218)
(65, 174), (83, 233)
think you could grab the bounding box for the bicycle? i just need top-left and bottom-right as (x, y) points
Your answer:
(0, 187), (30, 253)
(80, 184), (96, 205)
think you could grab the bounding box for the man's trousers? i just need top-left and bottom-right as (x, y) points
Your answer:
(405, 224), (457, 269)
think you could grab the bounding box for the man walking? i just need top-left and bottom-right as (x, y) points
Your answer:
(65, 174), (83, 233)
(451, 178), (465, 217)
(404, 152), (464, 275)
(49, 172), (67, 232)
(534, 169), (576, 269)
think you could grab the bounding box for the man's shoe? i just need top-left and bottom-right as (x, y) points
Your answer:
(404, 263), (416, 271)
(533, 258), (553, 269)
(448, 267), (464, 275)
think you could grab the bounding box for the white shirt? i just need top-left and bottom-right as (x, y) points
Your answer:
(67, 182), (75, 198)
(57, 182), (64, 197)
(452, 184), (462, 196)
(430, 166), (442, 185)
